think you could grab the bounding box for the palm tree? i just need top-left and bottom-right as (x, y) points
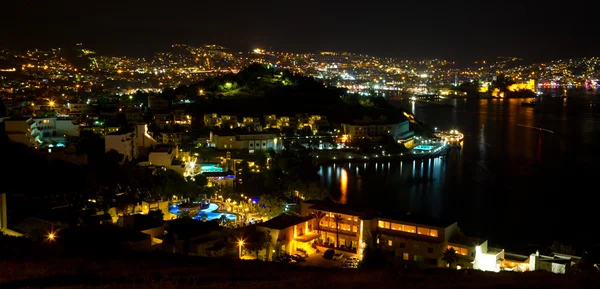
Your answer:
(310, 210), (326, 243)
(262, 230), (272, 261)
(333, 214), (343, 248)
(442, 248), (458, 268)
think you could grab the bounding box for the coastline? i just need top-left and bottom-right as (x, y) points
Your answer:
(313, 150), (449, 165)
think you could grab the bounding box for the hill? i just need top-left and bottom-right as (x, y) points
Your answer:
(1, 250), (599, 289)
(167, 63), (408, 122)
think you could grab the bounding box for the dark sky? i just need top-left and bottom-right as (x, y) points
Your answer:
(2, 0), (598, 63)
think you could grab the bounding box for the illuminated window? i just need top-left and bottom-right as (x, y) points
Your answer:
(416, 227), (439, 237)
(378, 221), (391, 229)
(417, 227), (430, 236)
(387, 240), (392, 246)
(414, 255), (423, 262)
(403, 225), (416, 233)
(403, 253), (409, 260)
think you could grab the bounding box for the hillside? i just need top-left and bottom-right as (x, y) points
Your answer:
(166, 63), (407, 122)
(1, 251), (599, 289)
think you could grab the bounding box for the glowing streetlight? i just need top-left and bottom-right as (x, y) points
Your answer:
(238, 239), (245, 259)
(47, 232), (55, 241)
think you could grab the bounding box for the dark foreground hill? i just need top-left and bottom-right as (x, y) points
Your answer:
(1, 251), (599, 289)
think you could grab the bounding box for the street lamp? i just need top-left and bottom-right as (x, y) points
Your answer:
(238, 239), (245, 259)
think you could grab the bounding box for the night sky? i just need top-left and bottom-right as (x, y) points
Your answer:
(2, 0), (598, 62)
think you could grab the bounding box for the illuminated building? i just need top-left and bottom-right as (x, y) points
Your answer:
(300, 201), (485, 267)
(342, 119), (413, 142)
(105, 124), (158, 161)
(256, 215), (317, 261)
(209, 132), (281, 151)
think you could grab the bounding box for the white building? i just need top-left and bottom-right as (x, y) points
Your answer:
(23, 117), (79, 148)
(66, 103), (91, 116)
(105, 124), (158, 161)
(148, 146), (176, 168)
(472, 245), (503, 272)
(342, 119), (412, 141)
(2, 117), (31, 145)
(528, 251), (581, 274)
(210, 132), (281, 151)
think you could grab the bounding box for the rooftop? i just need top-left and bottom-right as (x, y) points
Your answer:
(306, 200), (371, 219)
(376, 212), (456, 228)
(257, 214), (313, 230)
(449, 234), (487, 247)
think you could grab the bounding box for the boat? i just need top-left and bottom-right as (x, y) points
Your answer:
(521, 99), (536, 107)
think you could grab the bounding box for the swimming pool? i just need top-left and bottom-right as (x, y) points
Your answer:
(414, 145), (434, 151)
(169, 202), (237, 221)
(200, 164), (224, 173)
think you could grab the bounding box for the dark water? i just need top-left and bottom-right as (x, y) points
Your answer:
(319, 96), (600, 249)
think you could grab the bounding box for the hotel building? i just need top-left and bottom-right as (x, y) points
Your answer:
(300, 201), (486, 269)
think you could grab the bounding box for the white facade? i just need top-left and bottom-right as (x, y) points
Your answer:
(2, 118), (30, 145)
(149, 148), (175, 167)
(25, 117), (79, 147)
(66, 103), (90, 114)
(472, 245), (503, 272)
(105, 124), (158, 161)
(342, 120), (412, 141)
(210, 132), (281, 151)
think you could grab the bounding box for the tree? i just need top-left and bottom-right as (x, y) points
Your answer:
(550, 241), (577, 255)
(442, 248), (458, 268)
(241, 228), (268, 259)
(491, 75), (515, 93)
(194, 174), (208, 187)
(148, 209), (164, 221)
(294, 182), (328, 201)
(310, 210), (326, 242)
(262, 230), (273, 261)
(333, 214), (343, 248)
(258, 194), (286, 219)
(178, 208), (198, 219)
(359, 246), (386, 269)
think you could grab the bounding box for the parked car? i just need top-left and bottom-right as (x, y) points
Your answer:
(291, 254), (306, 261)
(323, 249), (335, 259)
(333, 253), (345, 261)
(345, 257), (359, 263)
(343, 260), (358, 268)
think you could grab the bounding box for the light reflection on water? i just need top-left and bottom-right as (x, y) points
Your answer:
(319, 96), (600, 246)
(319, 156), (447, 219)
(339, 167), (348, 204)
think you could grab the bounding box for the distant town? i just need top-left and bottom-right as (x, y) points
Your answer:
(0, 44), (598, 275)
